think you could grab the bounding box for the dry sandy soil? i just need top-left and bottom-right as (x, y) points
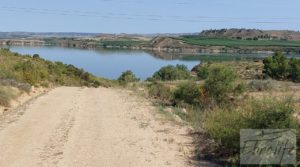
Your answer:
(0, 87), (48, 116)
(0, 87), (218, 167)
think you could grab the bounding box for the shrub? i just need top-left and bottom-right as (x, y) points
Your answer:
(203, 66), (241, 104)
(17, 83), (32, 93)
(263, 52), (300, 82)
(0, 79), (32, 93)
(263, 52), (290, 80)
(92, 77), (117, 88)
(151, 64), (191, 81)
(289, 57), (300, 82)
(234, 83), (247, 94)
(203, 97), (298, 156)
(147, 82), (174, 105)
(81, 72), (90, 81)
(14, 61), (39, 85)
(33, 54), (40, 59)
(174, 81), (201, 105)
(0, 48), (10, 53)
(203, 108), (247, 153)
(247, 79), (274, 92)
(0, 86), (17, 107)
(195, 64), (210, 80)
(246, 97), (297, 129)
(118, 70), (139, 85)
(14, 60), (50, 86)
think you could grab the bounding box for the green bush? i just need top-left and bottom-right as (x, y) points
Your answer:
(151, 64), (191, 81)
(195, 64), (210, 80)
(149, 66), (244, 108)
(203, 66), (241, 104)
(118, 70), (139, 85)
(263, 52), (290, 80)
(147, 82), (174, 105)
(81, 72), (90, 81)
(14, 60), (49, 85)
(33, 54), (40, 59)
(174, 81), (201, 106)
(263, 52), (300, 82)
(203, 108), (247, 153)
(247, 97), (297, 129)
(203, 97), (298, 155)
(289, 57), (300, 82)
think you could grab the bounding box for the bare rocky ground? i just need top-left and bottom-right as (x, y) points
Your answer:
(0, 87), (218, 167)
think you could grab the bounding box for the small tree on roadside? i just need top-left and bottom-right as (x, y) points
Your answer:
(118, 70), (140, 85)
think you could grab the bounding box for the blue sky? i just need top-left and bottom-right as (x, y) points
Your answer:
(0, 0), (299, 33)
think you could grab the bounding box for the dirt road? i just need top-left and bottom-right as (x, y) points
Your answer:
(0, 87), (196, 167)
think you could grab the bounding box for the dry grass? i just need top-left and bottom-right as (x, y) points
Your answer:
(248, 80), (300, 112)
(213, 61), (264, 79)
(0, 85), (18, 107)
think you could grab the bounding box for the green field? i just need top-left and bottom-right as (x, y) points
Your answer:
(179, 54), (265, 62)
(180, 36), (300, 47)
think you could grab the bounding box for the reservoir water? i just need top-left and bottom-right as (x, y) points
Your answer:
(5, 46), (267, 80)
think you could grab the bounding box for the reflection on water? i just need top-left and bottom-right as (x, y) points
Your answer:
(4, 46), (279, 79)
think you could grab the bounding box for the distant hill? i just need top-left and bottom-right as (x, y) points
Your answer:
(0, 32), (100, 39)
(2, 30), (300, 41)
(200, 29), (300, 41)
(0, 32), (198, 39)
(149, 37), (191, 48)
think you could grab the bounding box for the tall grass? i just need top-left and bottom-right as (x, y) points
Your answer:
(203, 97), (299, 164)
(0, 86), (17, 107)
(247, 79), (274, 92)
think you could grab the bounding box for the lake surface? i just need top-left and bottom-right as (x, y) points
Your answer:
(5, 46), (268, 80)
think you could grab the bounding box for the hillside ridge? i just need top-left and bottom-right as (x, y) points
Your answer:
(200, 29), (300, 41)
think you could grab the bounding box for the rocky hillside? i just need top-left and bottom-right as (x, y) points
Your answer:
(200, 29), (300, 41)
(149, 37), (191, 48)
